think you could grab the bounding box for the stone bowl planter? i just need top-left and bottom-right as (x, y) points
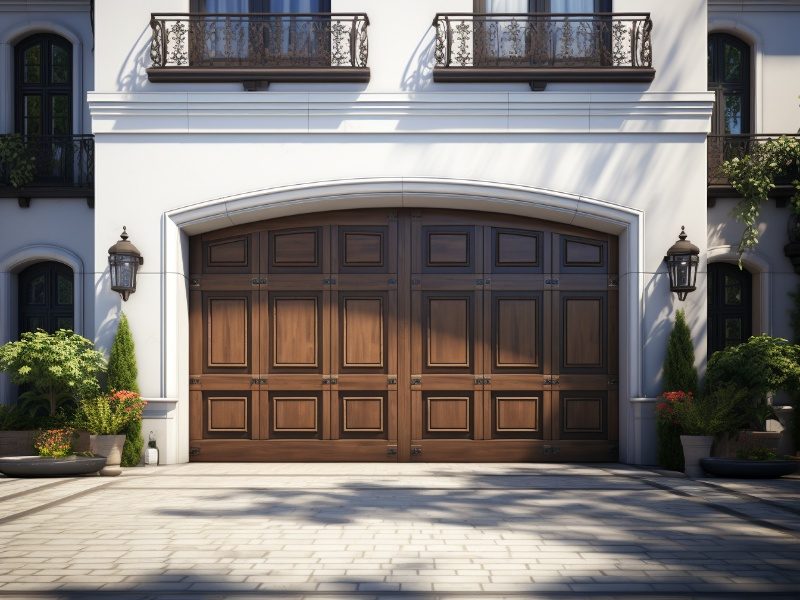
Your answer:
(700, 457), (799, 479)
(0, 455), (106, 478)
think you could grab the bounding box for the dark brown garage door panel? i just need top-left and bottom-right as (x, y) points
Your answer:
(189, 209), (618, 462)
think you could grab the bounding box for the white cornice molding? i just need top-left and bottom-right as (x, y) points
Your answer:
(709, 0), (800, 12)
(0, 1), (90, 12)
(89, 91), (714, 135)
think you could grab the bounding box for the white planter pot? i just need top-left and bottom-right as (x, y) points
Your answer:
(680, 435), (714, 478)
(89, 434), (126, 477)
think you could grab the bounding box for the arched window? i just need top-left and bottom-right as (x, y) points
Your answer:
(14, 34), (72, 136)
(18, 262), (74, 334)
(708, 33), (750, 135)
(708, 262), (752, 358)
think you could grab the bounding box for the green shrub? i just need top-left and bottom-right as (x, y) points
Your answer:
(107, 314), (144, 466)
(671, 386), (750, 437)
(74, 391), (146, 435)
(0, 330), (106, 418)
(736, 446), (778, 461)
(663, 310), (698, 394)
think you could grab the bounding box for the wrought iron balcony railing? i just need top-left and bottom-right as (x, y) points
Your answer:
(708, 134), (800, 195)
(432, 13), (654, 89)
(148, 13), (370, 87)
(0, 135), (94, 206)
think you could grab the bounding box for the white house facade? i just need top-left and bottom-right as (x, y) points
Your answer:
(1, 0), (798, 465)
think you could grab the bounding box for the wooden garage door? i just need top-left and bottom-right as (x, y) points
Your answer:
(189, 209), (617, 462)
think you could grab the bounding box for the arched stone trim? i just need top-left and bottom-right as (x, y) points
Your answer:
(707, 245), (771, 336)
(163, 177), (645, 463)
(0, 23), (84, 134)
(707, 20), (764, 133)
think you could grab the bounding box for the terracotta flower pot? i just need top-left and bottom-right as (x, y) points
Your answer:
(89, 434), (126, 477)
(680, 435), (714, 478)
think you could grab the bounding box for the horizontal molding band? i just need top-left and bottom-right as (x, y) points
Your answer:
(146, 67), (370, 84)
(88, 91), (714, 135)
(432, 66), (656, 85)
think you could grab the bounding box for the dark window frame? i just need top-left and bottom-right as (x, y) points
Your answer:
(14, 33), (73, 137)
(190, 0), (331, 12)
(473, 0), (612, 12)
(18, 261), (75, 335)
(708, 32), (751, 135)
(708, 262), (752, 358)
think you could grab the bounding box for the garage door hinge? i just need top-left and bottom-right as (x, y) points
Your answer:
(251, 277), (267, 285)
(189, 278), (200, 287)
(190, 447), (201, 456)
(609, 278), (619, 288)
(474, 376), (491, 385)
(544, 376), (560, 385)
(387, 376), (397, 385)
(475, 278), (491, 285)
(251, 378), (267, 385)
(323, 278), (337, 285)
(411, 375), (422, 385)
(386, 445), (397, 455)
(189, 377), (200, 385)
(545, 278), (559, 286)
(322, 375), (338, 385)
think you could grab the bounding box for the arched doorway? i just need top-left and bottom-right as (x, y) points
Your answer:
(188, 208), (619, 462)
(18, 261), (74, 334)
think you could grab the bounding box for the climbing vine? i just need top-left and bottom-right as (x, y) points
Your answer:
(0, 134), (35, 188)
(720, 135), (800, 259)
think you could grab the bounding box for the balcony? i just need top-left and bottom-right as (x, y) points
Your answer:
(0, 135), (94, 207)
(432, 13), (654, 89)
(147, 13), (370, 88)
(708, 134), (800, 201)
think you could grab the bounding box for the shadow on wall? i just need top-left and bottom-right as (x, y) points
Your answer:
(400, 22), (436, 92)
(117, 24), (151, 93)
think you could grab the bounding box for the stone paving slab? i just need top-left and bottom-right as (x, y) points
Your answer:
(0, 463), (798, 599)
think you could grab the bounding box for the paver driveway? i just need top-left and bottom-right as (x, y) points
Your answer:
(0, 463), (798, 599)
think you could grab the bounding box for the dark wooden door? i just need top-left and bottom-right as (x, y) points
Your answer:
(189, 209), (617, 462)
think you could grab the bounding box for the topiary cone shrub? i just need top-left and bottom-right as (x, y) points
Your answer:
(657, 310), (698, 471)
(107, 313), (143, 466)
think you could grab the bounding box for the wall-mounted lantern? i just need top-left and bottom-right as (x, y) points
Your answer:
(664, 226), (699, 301)
(108, 227), (143, 301)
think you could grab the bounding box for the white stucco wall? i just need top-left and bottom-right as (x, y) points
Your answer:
(86, 0), (715, 463)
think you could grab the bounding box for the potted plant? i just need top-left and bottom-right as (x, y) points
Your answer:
(0, 427), (105, 478)
(107, 313), (144, 467)
(74, 390), (146, 476)
(705, 335), (800, 456)
(668, 386), (748, 477)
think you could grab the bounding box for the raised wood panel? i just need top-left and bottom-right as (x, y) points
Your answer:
(341, 228), (385, 267)
(269, 228), (321, 271)
(207, 297), (248, 368)
(496, 396), (539, 432)
(426, 297), (470, 368)
(492, 228), (541, 272)
(562, 296), (605, 370)
(342, 297), (384, 368)
(272, 296), (319, 368)
(426, 396), (471, 434)
(272, 396), (319, 433)
(342, 396), (384, 432)
(422, 227), (474, 272)
(560, 235), (608, 273)
(561, 393), (607, 440)
(495, 296), (540, 369)
(203, 236), (250, 273)
(208, 396), (248, 432)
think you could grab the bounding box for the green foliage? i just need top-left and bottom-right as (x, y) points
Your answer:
(736, 446), (778, 461)
(107, 314), (139, 394)
(671, 386), (751, 437)
(34, 428), (74, 458)
(720, 135), (800, 260)
(706, 335), (800, 402)
(0, 330), (106, 417)
(0, 404), (36, 430)
(663, 310), (698, 394)
(74, 391), (146, 435)
(0, 134), (35, 188)
(121, 418), (144, 467)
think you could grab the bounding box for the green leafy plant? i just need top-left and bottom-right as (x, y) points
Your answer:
(0, 404), (36, 430)
(706, 335), (800, 429)
(34, 428), (74, 458)
(720, 135), (800, 259)
(107, 314), (144, 466)
(671, 386), (750, 437)
(663, 310), (698, 394)
(0, 134), (36, 188)
(74, 390), (146, 435)
(0, 330), (106, 418)
(736, 446), (778, 461)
